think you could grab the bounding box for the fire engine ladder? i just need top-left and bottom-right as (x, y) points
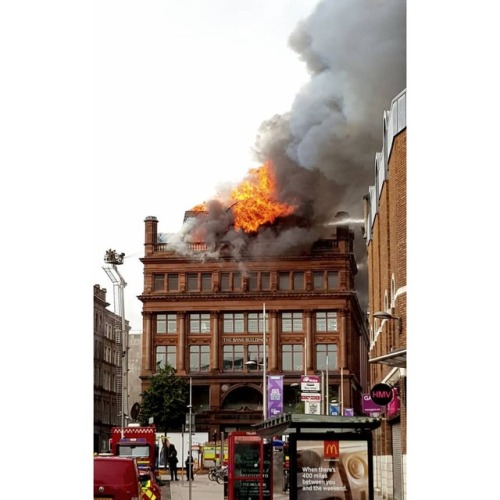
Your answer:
(113, 282), (123, 423)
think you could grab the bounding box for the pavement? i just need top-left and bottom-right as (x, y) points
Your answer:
(162, 471), (222, 500)
(161, 469), (290, 500)
(161, 469), (383, 499)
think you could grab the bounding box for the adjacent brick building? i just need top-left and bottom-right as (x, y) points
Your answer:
(364, 89), (407, 500)
(93, 284), (130, 452)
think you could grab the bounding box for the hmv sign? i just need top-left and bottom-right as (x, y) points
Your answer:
(370, 383), (394, 406)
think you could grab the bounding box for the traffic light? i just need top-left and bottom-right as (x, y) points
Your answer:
(213, 431), (217, 442)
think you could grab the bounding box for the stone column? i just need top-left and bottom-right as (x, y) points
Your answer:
(178, 311), (186, 373)
(211, 311), (220, 371)
(141, 312), (152, 375)
(305, 310), (313, 373)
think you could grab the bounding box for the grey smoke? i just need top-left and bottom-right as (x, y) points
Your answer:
(254, 0), (406, 218)
(168, 0), (406, 308)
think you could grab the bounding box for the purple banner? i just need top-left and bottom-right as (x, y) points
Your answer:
(267, 375), (284, 418)
(361, 393), (382, 414)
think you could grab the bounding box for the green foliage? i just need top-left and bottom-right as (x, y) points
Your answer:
(138, 364), (189, 432)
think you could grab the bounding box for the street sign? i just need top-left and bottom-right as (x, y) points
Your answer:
(329, 403), (340, 415)
(301, 393), (321, 402)
(305, 401), (321, 414)
(370, 383), (394, 406)
(301, 375), (320, 392)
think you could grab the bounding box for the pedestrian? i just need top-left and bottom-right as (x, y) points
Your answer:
(167, 443), (179, 481)
(185, 451), (194, 481)
(159, 438), (169, 470)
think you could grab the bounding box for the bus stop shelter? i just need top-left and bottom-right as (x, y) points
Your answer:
(253, 413), (382, 500)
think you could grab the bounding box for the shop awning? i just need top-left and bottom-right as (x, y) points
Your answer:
(252, 413), (382, 438)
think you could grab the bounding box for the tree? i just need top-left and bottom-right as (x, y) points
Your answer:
(138, 364), (189, 433)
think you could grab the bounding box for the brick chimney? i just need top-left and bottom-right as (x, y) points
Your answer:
(144, 216), (158, 256)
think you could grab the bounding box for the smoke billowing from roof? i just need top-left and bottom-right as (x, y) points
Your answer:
(165, 0), (406, 305)
(253, 0), (406, 218)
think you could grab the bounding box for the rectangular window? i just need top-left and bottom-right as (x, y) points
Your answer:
(105, 323), (113, 339)
(247, 344), (266, 370)
(153, 274), (165, 291)
(316, 344), (338, 370)
(313, 271), (324, 290)
(167, 274), (179, 291)
(282, 344), (304, 371)
(187, 273), (198, 291)
(219, 272), (243, 291)
(220, 273), (230, 291)
(223, 313), (244, 333)
(315, 311), (338, 332)
(233, 272), (242, 291)
(190, 345), (210, 372)
(201, 273), (212, 292)
(223, 345), (245, 371)
(104, 346), (112, 363)
(166, 314), (177, 333)
(293, 272), (304, 290)
(248, 312), (268, 333)
(189, 313), (211, 334)
(156, 345), (177, 369)
(279, 272), (291, 290)
(156, 314), (177, 334)
(261, 272), (270, 290)
(157, 314), (167, 334)
(327, 271), (339, 289)
(248, 272), (258, 291)
(282, 312), (303, 333)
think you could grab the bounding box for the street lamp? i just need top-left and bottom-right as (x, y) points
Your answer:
(187, 377), (193, 500)
(245, 304), (267, 420)
(373, 311), (402, 334)
(103, 249), (128, 438)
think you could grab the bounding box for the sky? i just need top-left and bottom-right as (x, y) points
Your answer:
(2, 1), (500, 498)
(92, 0), (322, 331)
(92, 0), (406, 333)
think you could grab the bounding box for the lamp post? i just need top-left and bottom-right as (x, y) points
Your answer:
(262, 304), (266, 419)
(373, 311), (402, 333)
(103, 249), (127, 438)
(245, 304), (268, 420)
(187, 377), (193, 500)
(325, 354), (329, 415)
(245, 360), (267, 419)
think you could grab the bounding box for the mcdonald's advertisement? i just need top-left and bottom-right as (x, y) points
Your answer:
(292, 437), (370, 499)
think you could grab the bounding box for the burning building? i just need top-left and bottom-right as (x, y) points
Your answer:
(138, 160), (370, 434)
(135, 0), (406, 472)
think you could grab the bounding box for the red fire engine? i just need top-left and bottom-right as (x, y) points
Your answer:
(110, 424), (157, 473)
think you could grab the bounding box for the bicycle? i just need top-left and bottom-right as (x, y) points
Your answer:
(208, 464), (227, 484)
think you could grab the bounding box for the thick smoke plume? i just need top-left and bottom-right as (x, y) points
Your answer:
(166, 0), (406, 307)
(254, 0), (406, 217)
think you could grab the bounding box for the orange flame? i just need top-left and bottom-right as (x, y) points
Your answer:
(230, 161), (296, 233)
(190, 203), (207, 212)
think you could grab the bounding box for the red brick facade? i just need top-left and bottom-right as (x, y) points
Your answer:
(365, 89), (407, 499)
(138, 215), (370, 435)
